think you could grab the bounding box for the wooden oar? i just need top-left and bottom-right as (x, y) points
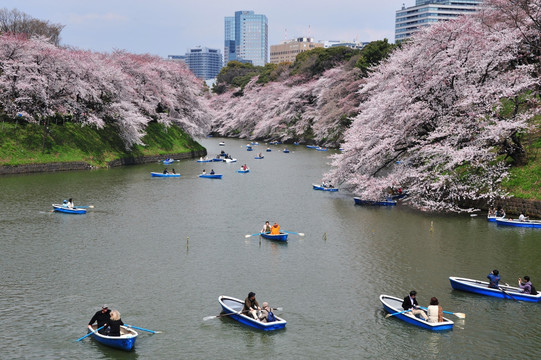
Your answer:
(499, 287), (519, 301)
(76, 325), (104, 341)
(125, 324), (162, 333)
(245, 232), (262, 238)
(282, 230), (305, 236)
(385, 309), (411, 318)
(203, 307), (283, 321)
(419, 306), (465, 319)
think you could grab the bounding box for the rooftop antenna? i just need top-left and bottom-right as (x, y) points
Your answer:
(285, 28), (287, 42)
(308, 24), (311, 39)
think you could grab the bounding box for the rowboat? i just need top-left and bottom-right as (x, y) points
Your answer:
(254, 156), (264, 159)
(162, 159), (174, 165)
(237, 168), (250, 173)
(353, 197), (397, 206)
(246, 147), (253, 151)
(223, 158), (237, 163)
(266, 149), (271, 152)
(283, 149), (290, 153)
(260, 232), (288, 242)
(150, 172), (180, 177)
(219, 142), (225, 146)
(197, 159), (213, 163)
(379, 295), (454, 331)
(312, 184), (338, 192)
(52, 204), (87, 214)
(315, 147), (327, 151)
(218, 295), (286, 331)
(487, 215), (505, 222)
(199, 174), (222, 179)
(449, 277), (541, 302)
(495, 218), (541, 228)
(87, 324), (138, 351)
(213, 158), (223, 162)
(250, 142), (259, 145)
(306, 145), (318, 149)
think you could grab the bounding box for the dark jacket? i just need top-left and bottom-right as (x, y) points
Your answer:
(402, 296), (418, 310)
(89, 309), (111, 334)
(243, 297), (260, 313)
(107, 318), (124, 336)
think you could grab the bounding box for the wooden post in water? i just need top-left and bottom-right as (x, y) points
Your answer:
(187, 236), (189, 250)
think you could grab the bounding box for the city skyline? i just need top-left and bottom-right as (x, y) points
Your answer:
(1, 0), (404, 58)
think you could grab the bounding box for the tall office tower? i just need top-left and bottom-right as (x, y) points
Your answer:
(224, 10), (268, 66)
(395, 0), (483, 42)
(184, 47), (223, 80)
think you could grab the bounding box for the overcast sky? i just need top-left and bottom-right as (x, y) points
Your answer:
(3, 0), (410, 58)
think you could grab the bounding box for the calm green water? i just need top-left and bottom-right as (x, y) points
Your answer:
(1, 137), (540, 359)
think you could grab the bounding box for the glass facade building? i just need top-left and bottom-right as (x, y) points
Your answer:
(224, 10), (268, 66)
(185, 47), (223, 80)
(395, 0), (482, 41)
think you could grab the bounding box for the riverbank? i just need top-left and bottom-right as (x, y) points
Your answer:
(0, 122), (207, 175)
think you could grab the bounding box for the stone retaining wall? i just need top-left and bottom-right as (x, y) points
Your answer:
(0, 149), (207, 175)
(459, 197), (541, 218)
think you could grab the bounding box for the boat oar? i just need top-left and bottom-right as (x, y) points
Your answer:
(245, 233), (262, 238)
(77, 205), (94, 209)
(76, 326), (104, 341)
(125, 324), (162, 334)
(419, 306), (465, 319)
(283, 230), (305, 236)
(385, 309), (412, 318)
(203, 307), (283, 321)
(499, 287), (519, 302)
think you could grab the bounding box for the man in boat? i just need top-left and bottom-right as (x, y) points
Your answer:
(519, 212), (529, 222)
(401, 291), (428, 320)
(487, 269), (500, 289)
(243, 292), (260, 319)
(210, 169), (215, 175)
(270, 222), (280, 235)
(88, 305), (111, 334)
(163, 169), (169, 174)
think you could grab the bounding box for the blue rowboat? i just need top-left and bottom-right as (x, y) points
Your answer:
(260, 232), (288, 242)
(87, 324), (138, 351)
(380, 295), (454, 331)
(353, 197), (396, 206)
(254, 156), (264, 159)
(162, 159), (174, 165)
(449, 277), (541, 302)
(213, 158), (223, 162)
(197, 159), (213, 163)
(219, 142), (225, 146)
(151, 172), (180, 178)
(52, 204), (87, 214)
(199, 174), (222, 179)
(223, 158), (237, 163)
(312, 184), (338, 192)
(487, 215), (505, 222)
(306, 145), (318, 149)
(316, 147), (327, 151)
(283, 149), (290, 153)
(293, 142), (300, 145)
(266, 149), (271, 152)
(246, 147), (253, 151)
(218, 295), (286, 331)
(250, 142), (259, 145)
(495, 218), (541, 228)
(237, 168), (250, 173)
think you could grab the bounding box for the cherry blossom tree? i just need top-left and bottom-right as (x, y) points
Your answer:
(328, 10), (537, 212)
(0, 34), (211, 149)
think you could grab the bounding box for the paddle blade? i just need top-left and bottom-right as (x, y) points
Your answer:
(245, 234), (251, 238)
(298, 233), (305, 236)
(203, 315), (218, 321)
(385, 313), (393, 319)
(454, 312), (466, 319)
(88, 205), (94, 209)
(273, 307), (283, 311)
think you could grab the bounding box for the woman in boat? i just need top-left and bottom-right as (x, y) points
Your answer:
(519, 212), (529, 222)
(518, 276), (532, 294)
(261, 221), (271, 233)
(270, 222), (280, 235)
(487, 269), (500, 289)
(202, 169), (206, 175)
(496, 207), (505, 217)
(427, 297), (443, 323)
(106, 309), (124, 337)
(243, 292), (260, 319)
(163, 169), (169, 174)
(172, 168), (176, 174)
(67, 198), (74, 209)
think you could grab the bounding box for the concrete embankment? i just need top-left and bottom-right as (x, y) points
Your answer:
(0, 149), (207, 175)
(460, 198), (541, 218)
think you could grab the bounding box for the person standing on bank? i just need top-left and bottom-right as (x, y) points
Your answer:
(88, 305), (111, 334)
(401, 291), (428, 320)
(243, 292), (260, 319)
(487, 269), (501, 289)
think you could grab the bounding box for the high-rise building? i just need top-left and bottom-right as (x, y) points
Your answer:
(270, 37), (324, 64)
(395, 0), (483, 42)
(224, 10), (268, 66)
(184, 47), (223, 80)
